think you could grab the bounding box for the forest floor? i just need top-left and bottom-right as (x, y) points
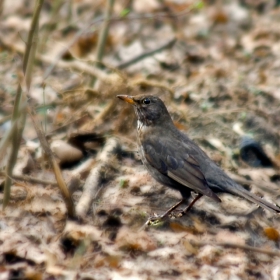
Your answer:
(1, 0), (280, 279)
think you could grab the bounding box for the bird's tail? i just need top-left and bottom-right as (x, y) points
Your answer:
(224, 183), (280, 213)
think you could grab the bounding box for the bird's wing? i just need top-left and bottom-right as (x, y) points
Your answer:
(143, 137), (221, 202)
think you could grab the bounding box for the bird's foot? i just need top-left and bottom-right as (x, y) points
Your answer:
(143, 210), (188, 228)
(168, 194), (203, 219)
(174, 210), (186, 218)
(168, 209), (186, 219)
(145, 213), (168, 226)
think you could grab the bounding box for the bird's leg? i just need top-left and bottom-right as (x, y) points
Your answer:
(159, 198), (187, 219)
(145, 198), (186, 225)
(177, 193), (203, 217)
(145, 194), (203, 225)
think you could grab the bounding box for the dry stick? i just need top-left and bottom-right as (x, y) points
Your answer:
(95, 0), (114, 66)
(71, 158), (96, 178)
(0, 171), (56, 186)
(90, 0), (114, 87)
(27, 106), (75, 219)
(118, 38), (176, 69)
(76, 137), (120, 218)
(190, 240), (280, 258)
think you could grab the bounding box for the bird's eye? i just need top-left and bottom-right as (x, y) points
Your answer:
(142, 98), (151, 105)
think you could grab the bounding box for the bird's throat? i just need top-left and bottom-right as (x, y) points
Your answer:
(137, 120), (145, 131)
(137, 120), (152, 142)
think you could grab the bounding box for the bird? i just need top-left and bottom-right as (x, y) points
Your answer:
(117, 94), (280, 223)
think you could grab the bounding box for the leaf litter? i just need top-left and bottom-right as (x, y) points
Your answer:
(0, 0), (280, 279)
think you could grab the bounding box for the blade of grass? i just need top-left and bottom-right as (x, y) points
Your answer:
(95, 0), (114, 66)
(39, 0), (64, 53)
(25, 19), (38, 92)
(90, 0), (114, 87)
(3, 85), (26, 208)
(3, 0), (44, 209)
(22, 0), (43, 74)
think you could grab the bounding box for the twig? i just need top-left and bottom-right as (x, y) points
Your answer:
(118, 38), (176, 70)
(0, 171), (57, 186)
(27, 106), (76, 219)
(71, 157), (96, 178)
(76, 137), (120, 219)
(90, 0), (114, 87)
(95, 0), (114, 66)
(190, 240), (280, 257)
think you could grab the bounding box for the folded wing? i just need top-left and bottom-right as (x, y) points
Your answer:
(143, 137), (221, 202)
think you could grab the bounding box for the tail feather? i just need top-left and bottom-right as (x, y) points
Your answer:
(224, 183), (280, 213)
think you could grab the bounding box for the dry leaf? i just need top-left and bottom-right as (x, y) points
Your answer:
(264, 227), (280, 242)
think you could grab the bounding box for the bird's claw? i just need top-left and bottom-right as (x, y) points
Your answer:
(145, 213), (166, 226)
(168, 210), (186, 219)
(144, 209), (188, 226)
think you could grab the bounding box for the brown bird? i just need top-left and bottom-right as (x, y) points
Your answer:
(117, 94), (280, 222)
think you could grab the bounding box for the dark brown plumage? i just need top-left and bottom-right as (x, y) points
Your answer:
(117, 94), (280, 220)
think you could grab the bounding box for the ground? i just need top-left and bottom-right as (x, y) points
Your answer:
(0, 0), (280, 279)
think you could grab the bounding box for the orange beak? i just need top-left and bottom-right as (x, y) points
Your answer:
(117, 95), (136, 105)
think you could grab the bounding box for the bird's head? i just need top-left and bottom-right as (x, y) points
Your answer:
(117, 94), (172, 126)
